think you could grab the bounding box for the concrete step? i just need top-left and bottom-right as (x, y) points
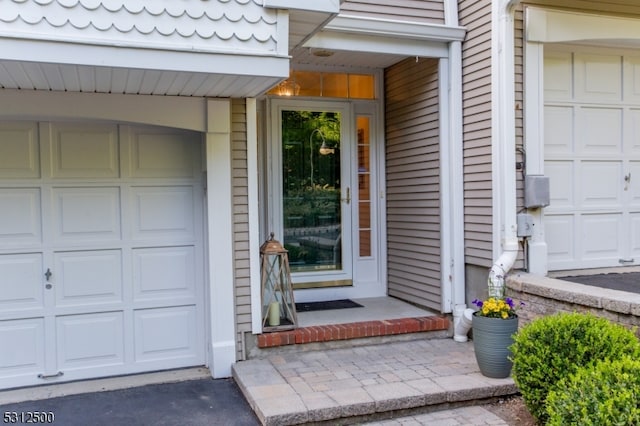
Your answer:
(233, 337), (517, 426)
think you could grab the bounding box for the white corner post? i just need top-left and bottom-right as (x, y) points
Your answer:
(205, 99), (236, 378)
(247, 98), (263, 334)
(488, 0), (522, 297)
(523, 18), (548, 276)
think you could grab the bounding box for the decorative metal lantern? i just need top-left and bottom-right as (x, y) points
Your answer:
(260, 233), (298, 332)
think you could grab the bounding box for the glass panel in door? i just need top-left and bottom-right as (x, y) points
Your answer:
(281, 109), (350, 285)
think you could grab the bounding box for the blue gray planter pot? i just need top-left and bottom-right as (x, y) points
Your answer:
(472, 313), (519, 378)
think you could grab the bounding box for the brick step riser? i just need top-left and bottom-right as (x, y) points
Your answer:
(246, 316), (452, 359)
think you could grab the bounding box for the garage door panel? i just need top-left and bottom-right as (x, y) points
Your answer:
(131, 186), (194, 239)
(629, 213), (640, 259)
(629, 161), (640, 205)
(0, 253), (44, 311)
(580, 161), (623, 208)
(624, 57), (640, 104)
(545, 215), (575, 264)
(54, 250), (123, 307)
(53, 187), (121, 241)
(133, 246), (195, 302)
(630, 109), (640, 153)
(0, 188), (42, 247)
(134, 306), (198, 362)
(546, 161), (574, 209)
(0, 318), (45, 376)
(581, 213), (623, 260)
(577, 107), (623, 154)
(0, 122), (40, 179)
(0, 122), (205, 388)
(544, 106), (574, 155)
(544, 50), (572, 101)
(56, 312), (124, 369)
(546, 47), (640, 271)
(50, 124), (119, 179)
(129, 131), (197, 179)
(574, 53), (622, 102)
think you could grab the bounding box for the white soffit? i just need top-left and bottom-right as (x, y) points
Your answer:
(302, 15), (466, 64)
(0, 38), (287, 97)
(527, 8), (640, 47)
(0, 0), (313, 97)
(263, 0), (340, 51)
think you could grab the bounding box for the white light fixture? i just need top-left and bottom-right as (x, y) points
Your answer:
(276, 79), (300, 96)
(311, 49), (335, 58)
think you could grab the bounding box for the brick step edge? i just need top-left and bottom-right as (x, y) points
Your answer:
(257, 316), (449, 348)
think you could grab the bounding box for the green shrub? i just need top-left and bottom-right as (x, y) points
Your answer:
(547, 357), (640, 425)
(510, 312), (640, 423)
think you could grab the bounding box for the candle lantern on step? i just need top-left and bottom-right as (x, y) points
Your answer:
(260, 232), (298, 332)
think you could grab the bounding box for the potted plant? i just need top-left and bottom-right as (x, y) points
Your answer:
(471, 296), (523, 378)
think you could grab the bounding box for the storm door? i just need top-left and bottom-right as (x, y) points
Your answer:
(270, 101), (353, 288)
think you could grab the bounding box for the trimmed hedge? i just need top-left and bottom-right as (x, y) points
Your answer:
(510, 312), (640, 423)
(547, 357), (640, 425)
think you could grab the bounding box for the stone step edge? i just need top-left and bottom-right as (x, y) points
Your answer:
(257, 316), (449, 348)
(259, 385), (520, 426)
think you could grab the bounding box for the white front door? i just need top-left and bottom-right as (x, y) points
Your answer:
(0, 122), (205, 389)
(267, 99), (385, 298)
(544, 46), (640, 270)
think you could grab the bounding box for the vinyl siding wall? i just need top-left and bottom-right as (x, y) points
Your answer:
(385, 57), (442, 311)
(231, 99), (251, 360)
(341, 0), (445, 25)
(459, 0), (494, 268)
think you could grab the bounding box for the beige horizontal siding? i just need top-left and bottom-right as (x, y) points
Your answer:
(385, 57), (442, 312)
(341, 0), (445, 24)
(460, 0), (494, 268)
(231, 99), (249, 361)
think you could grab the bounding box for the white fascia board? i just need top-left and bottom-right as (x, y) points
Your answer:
(0, 37), (289, 79)
(326, 15), (466, 42)
(307, 30), (449, 58)
(263, 0), (340, 14)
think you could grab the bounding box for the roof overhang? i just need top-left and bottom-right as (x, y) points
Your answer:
(0, 2), (340, 98)
(293, 15), (467, 69)
(0, 37), (288, 97)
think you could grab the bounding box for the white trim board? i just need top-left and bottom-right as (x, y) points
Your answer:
(527, 8), (640, 46)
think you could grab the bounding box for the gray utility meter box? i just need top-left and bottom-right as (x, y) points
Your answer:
(524, 175), (550, 208)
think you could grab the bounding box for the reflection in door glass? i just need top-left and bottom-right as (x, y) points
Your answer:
(282, 111), (342, 272)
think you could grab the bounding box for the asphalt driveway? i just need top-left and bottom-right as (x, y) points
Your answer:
(0, 378), (259, 426)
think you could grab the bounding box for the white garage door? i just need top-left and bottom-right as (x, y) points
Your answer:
(0, 122), (205, 389)
(544, 46), (640, 271)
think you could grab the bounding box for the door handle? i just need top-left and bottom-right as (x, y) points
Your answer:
(624, 173), (631, 191)
(44, 268), (52, 289)
(38, 371), (64, 379)
(342, 187), (351, 204)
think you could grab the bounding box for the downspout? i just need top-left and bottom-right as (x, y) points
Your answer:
(454, 0), (522, 341)
(489, 0), (522, 298)
(443, 0), (474, 342)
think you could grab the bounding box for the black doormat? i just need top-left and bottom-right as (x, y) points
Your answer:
(295, 299), (364, 312)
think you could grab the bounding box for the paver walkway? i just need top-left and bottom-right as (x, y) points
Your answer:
(233, 338), (517, 425)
